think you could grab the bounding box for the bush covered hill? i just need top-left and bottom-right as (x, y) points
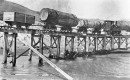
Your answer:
(0, 0), (40, 21)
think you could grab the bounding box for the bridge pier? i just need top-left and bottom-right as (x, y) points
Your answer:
(88, 36), (95, 51)
(77, 36), (86, 52)
(105, 37), (111, 50)
(50, 35), (61, 57)
(65, 36), (75, 52)
(97, 37), (103, 50)
(2, 32), (17, 67)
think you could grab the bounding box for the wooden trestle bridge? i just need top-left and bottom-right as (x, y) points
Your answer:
(1, 25), (130, 66)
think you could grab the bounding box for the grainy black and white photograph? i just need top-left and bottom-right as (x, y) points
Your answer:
(0, 0), (130, 80)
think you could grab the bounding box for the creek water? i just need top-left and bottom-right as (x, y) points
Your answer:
(0, 53), (130, 80)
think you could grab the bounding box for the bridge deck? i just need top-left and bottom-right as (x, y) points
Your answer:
(0, 26), (130, 38)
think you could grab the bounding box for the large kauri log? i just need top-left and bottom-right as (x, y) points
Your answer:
(40, 8), (78, 27)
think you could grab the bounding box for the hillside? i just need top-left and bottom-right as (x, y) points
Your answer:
(0, 0), (40, 21)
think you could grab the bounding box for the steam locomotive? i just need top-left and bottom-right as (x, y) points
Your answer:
(103, 20), (121, 35)
(77, 19), (122, 35)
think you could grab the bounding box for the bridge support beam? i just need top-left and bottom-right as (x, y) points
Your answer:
(94, 37), (98, 50)
(86, 37), (90, 52)
(39, 34), (43, 65)
(118, 37), (121, 48)
(12, 33), (17, 67)
(126, 38), (128, 48)
(29, 33), (34, 61)
(2, 32), (8, 64)
(111, 37), (114, 50)
(57, 36), (61, 57)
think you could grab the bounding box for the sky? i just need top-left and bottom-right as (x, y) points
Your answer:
(6, 0), (130, 20)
